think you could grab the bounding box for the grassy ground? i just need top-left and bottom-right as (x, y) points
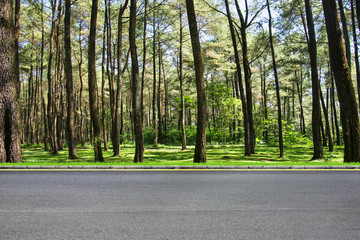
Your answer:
(0, 143), (353, 166)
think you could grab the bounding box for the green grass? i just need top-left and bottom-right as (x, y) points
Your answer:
(0, 143), (354, 166)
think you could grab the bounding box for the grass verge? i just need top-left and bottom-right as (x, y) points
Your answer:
(0, 143), (353, 166)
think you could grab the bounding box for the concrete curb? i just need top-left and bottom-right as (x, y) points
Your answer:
(0, 165), (360, 170)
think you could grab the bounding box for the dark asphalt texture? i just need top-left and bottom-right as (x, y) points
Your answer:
(0, 171), (360, 240)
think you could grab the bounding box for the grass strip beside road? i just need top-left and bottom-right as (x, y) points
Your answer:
(0, 143), (354, 166)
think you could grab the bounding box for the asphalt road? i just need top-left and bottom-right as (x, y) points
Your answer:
(1, 170), (360, 240)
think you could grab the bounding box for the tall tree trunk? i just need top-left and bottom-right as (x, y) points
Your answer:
(88, 0), (104, 162)
(152, 3), (158, 145)
(322, 0), (360, 162)
(224, 0), (250, 156)
(106, 0), (116, 151)
(179, 4), (186, 150)
(234, 0), (256, 154)
(157, 38), (163, 143)
(14, 0), (20, 97)
(304, 0), (324, 160)
(351, 0), (360, 112)
(53, 0), (63, 154)
(267, 0), (284, 158)
(47, 0), (58, 153)
(338, 0), (351, 68)
(0, 0), (22, 162)
(101, 2), (108, 151)
(77, 18), (85, 147)
(40, 0), (48, 150)
(130, 0), (144, 163)
(141, 0), (148, 142)
(65, 0), (78, 158)
(114, 0), (129, 156)
(186, 0), (207, 163)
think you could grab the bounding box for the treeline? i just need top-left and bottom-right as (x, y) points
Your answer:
(1, 0), (360, 163)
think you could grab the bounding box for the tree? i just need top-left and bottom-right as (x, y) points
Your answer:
(114, 0), (129, 156)
(322, 0), (360, 162)
(178, 4), (187, 150)
(186, 0), (207, 163)
(130, 0), (144, 163)
(267, 0), (284, 158)
(0, 0), (22, 162)
(88, 0), (104, 162)
(304, 0), (324, 160)
(224, 0), (251, 156)
(65, 0), (78, 159)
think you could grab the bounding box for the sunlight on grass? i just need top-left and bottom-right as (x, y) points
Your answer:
(1, 143), (350, 166)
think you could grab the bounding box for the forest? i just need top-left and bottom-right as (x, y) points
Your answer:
(0, 0), (360, 164)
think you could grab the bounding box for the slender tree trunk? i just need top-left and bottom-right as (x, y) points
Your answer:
(322, 0), (360, 162)
(163, 59), (168, 135)
(141, 0), (148, 142)
(157, 38), (163, 143)
(179, 5), (186, 150)
(350, 0), (360, 112)
(101, 3), (108, 151)
(267, 0), (284, 158)
(0, 0), (22, 162)
(114, 0), (129, 156)
(47, 0), (58, 153)
(78, 19), (85, 147)
(320, 88), (334, 151)
(40, 0), (48, 150)
(186, 0), (207, 163)
(331, 72), (341, 145)
(152, 4), (158, 145)
(224, 0), (250, 156)
(88, 0), (104, 161)
(234, 0), (255, 154)
(65, 0), (78, 158)
(304, 0), (324, 160)
(130, 0), (144, 163)
(106, 0), (116, 150)
(296, 72), (305, 135)
(338, 0), (351, 69)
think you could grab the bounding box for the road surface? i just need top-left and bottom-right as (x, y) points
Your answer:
(1, 170), (360, 239)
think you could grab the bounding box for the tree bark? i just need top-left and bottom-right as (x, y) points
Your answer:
(88, 0), (104, 161)
(47, 0), (58, 153)
(0, 0), (22, 163)
(40, 0), (48, 150)
(130, 0), (144, 163)
(152, 3), (158, 145)
(338, 0), (351, 69)
(322, 0), (360, 162)
(101, 3), (108, 151)
(141, 0), (148, 142)
(157, 38), (163, 143)
(304, 0), (324, 160)
(350, 0), (360, 112)
(267, 0), (284, 158)
(320, 88), (334, 151)
(331, 71), (341, 145)
(179, 4), (186, 150)
(224, 0), (251, 156)
(234, 0), (256, 154)
(65, 0), (78, 158)
(114, 0), (129, 156)
(186, 0), (207, 163)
